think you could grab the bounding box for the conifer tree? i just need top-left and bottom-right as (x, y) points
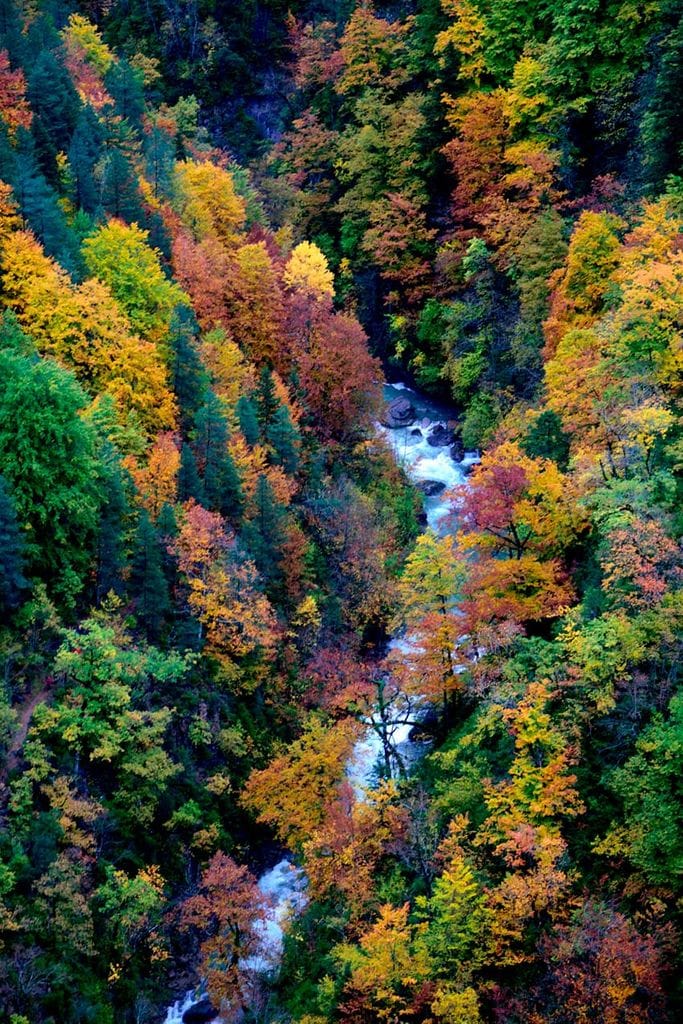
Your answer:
(256, 365), (279, 430)
(130, 509), (170, 640)
(178, 442), (204, 504)
(0, 472), (25, 612)
(236, 393), (261, 446)
(169, 306), (206, 432)
(193, 391), (243, 522)
(267, 404), (300, 474)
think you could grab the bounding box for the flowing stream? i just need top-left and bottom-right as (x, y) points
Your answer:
(163, 382), (476, 1023)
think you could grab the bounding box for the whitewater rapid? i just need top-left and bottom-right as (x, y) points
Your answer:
(163, 382), (474, 1023)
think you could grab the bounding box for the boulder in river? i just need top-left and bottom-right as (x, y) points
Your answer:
(410, 427), (423, 437)
(450, 439), (465, 462)
(417, 480), (447, 496)
(427, 423), (456, 447)
(381, 397), (415, 428)
(183, 999), (218, 1023)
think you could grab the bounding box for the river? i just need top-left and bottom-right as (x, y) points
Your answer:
(163, 382), (476, 1024)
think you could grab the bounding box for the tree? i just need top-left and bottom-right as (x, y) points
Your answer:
(30, 617), (185, 828)
(527, 901), (666, 1024)
(597, 692), (683, 888)
(0, 473), (26, 612)
(67, 107), (102, 214)
(168, 306), (206, 432)
(1, 230), (176, 432)
(416, 819), (490, 983)
(236, 394), (260, 446)
(170, 500), (278, 665)
(223, 241), (284, 365)
(0, 49), (31, 139)
(454, 441), (584, 560)
(178, 853), (270, 1019)
(241, 474), (287, 586)
(286, 294), (382, 441)
(283, 240), (334, 296)
(481, 682), (584, 849)
(127, 431), (180, 520)
(82, 220), (188, 346)
(27, 50), (80, 182)
(266, 405), (300, 474)
(130, 510), (170, 640)
(174, 159), (246, 246)
(242, 717), (358, 851)
(335, 903), (429, 1024)
(0, 350), (102, 606)
(193, 391), (243, 522)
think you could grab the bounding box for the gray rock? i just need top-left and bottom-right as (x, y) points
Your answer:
(450, 439), (465, 462)
(427, 424), (456, 447)
(381, 397), (415, 429)
(410, 428), (423, 437)
(417, 480), (447, 496)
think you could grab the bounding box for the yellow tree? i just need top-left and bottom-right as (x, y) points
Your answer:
(241, 717), (358, 851)
(1, 230), (176, 432)
(284, 240), (334, 296)
(174, 159), (246, 246)
(82, 220), (188, 347)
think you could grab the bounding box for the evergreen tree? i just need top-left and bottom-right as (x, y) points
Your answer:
(169, 306), (206, 432)
(267, 404), (300, 474)
(27, 48), (80, 183)
(236, 393), (261, 445)
(256, 365), (279, 430)
(242, 473), (287, 587)
(98, 147), (144, 222)
(95, 445), (129, 605)
(193, 391), (243, 522)
(178, 442), (204, 504)
(67, 108), (102, 215)
(130, 509), (169, 640)
(12, 147), (80, 271)
(0, 473), (26, 612)
(521, 410), (571, 470)
(105, 59), (145, 128)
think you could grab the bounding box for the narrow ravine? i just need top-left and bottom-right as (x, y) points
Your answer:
(163, 382), (476, 1024)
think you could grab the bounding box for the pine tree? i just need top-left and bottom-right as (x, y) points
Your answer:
(130, 509), (169, 640)
(256, 365), (279, 430)
(95, 444), (129, 604)
(105, 59), (145, 128)
(67, 107), (102, 214)
(0, 472), (25, 612)
(98, 148), (144, 222)
(242, 473), (287, 586)
(27, 49), (80, 183)
(169, 306), (206, 432)
(193, 391), (243, 522)
(267, 404), (301, 474)
(236, 393), (261, 445)
(178, 442), (204, 504)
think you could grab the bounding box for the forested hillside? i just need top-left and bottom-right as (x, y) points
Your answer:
(0, 2), (681, 1023)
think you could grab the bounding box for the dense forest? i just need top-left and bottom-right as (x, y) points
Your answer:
(0, 1), (681, 1022)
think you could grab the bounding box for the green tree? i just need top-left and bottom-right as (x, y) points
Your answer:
(236, 393), (260, 446)
(193, 391), (243, 522)
(267, 404), (300, 474)
(130, 510), (170, 640)
(0, 350), (102, 606)
(0, 473), (26, 612)
(598, 692), (683, 889)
